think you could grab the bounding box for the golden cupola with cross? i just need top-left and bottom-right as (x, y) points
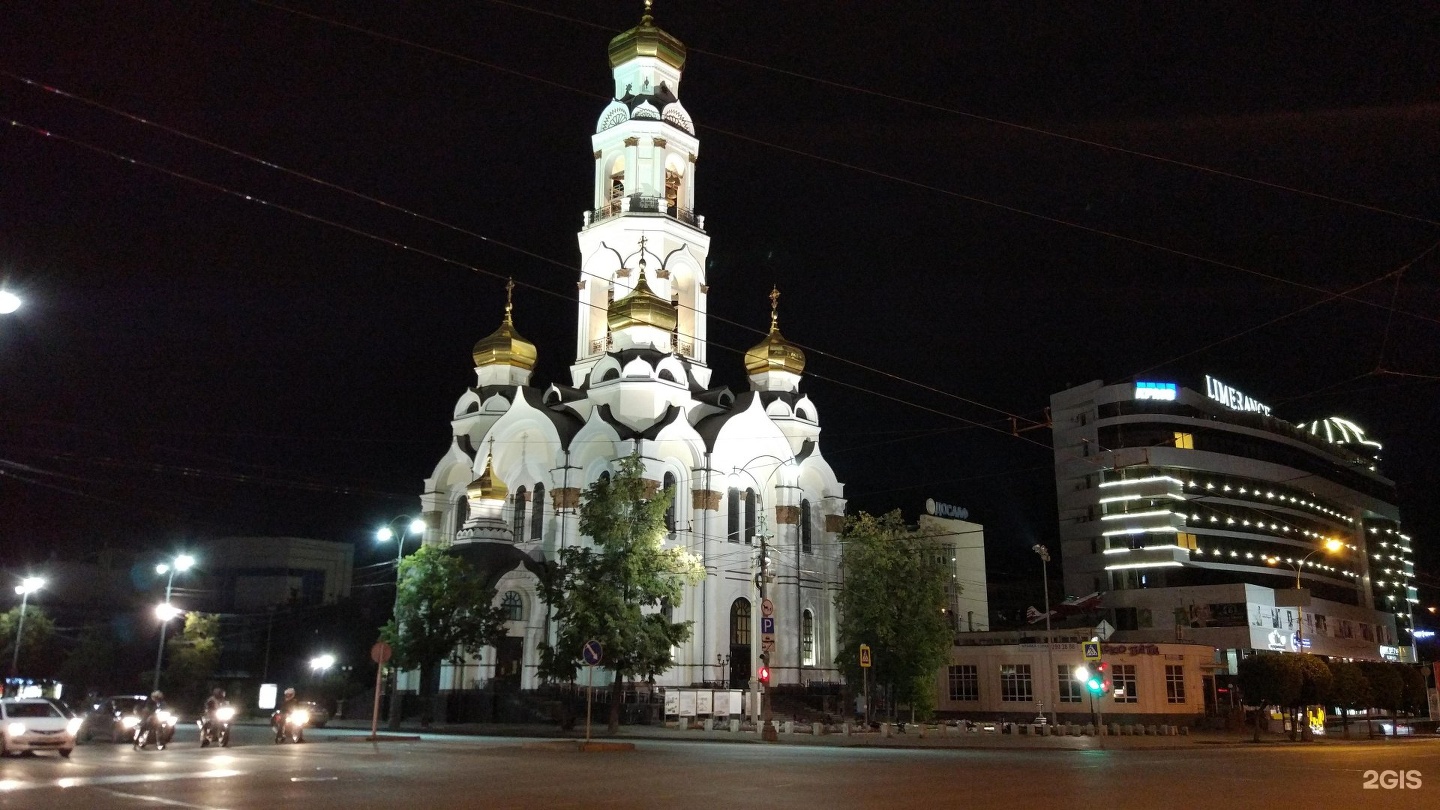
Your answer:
(745, 286), (806, 393)
(472, 279), (538, 387)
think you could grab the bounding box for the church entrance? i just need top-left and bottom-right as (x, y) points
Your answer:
(729, 598), (751, 688)
(494, 635), (523, 688)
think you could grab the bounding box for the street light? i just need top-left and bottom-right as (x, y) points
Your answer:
(10, 577), (45, 676)
(1265, 538), (1344, 651)
(1032, 544), (1057, 725)
(0, 291), (20, 315)
(377, 516), (425, 729)
(152, 554), (195, 693)
(310, 653), (336, 676)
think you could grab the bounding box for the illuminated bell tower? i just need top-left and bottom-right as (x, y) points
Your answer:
(573, 1), (712, 388)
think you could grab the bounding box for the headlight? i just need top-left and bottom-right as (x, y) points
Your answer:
(216, 706), (235, 721)
(122, 715), (140, 729)
(5, 722), (25, 737)
(291, 709), (310, 725)
(66, 718), (83, 735)
(156, 711), (175, 725)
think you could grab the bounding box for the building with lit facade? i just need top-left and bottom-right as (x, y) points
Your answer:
(403, 9), (845, 693)
(1051, 377), (1417, 663)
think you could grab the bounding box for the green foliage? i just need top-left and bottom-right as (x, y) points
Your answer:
(163, 613), (222, 707)
(1394, 663), (1426, 714)
(537, 454), (703, 727)
(1292, 653), (1332, 708)
(0, 605), (56, 676)
(834, 511), (954, 719)
(57, 626), (120, 695)
(1236, 653), (1301, 709)
(381, 544), (509, 694)
(1356, 661), (1403, 712)
(1326, 660), (1370, 738)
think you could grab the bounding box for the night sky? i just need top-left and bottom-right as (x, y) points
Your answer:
(3, 2), (1438, 609)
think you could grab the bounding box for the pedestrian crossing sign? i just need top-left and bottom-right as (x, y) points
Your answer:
(1082, 641), (1100, 660)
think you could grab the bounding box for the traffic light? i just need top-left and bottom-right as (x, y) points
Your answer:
(1085, 661), (1110, 695)
(758, 665), (771, 685)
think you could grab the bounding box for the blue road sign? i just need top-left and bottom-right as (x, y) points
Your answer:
(1082, 641), (1100, 661)
(760, 617), (776, 635)
(582, 639), (604, 666)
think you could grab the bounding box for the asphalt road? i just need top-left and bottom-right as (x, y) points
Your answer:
(2, 723), (1436, 809)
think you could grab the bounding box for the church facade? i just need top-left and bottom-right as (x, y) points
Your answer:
(412, 9), (846, 692)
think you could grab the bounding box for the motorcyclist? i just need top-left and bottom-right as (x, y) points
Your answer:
(137, 690), (166, 744)
(202, 688), (227, 741)
(273, 688), (299, 730)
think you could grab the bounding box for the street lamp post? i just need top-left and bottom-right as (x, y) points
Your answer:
(1032, 545), (1057, 725)
(152, 554), (195, 693)
(378, 516), (426, 730)
(1266, 538), (1343, 652)
(10, 577), (45, 676)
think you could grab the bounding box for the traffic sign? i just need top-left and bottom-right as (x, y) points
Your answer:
(370, 641), (393, 664)
(760, 617), (775, 635)
(1082, 641), (1101, 661)
(760, 598), (774, 618)
(760, 637), (776, 653)
(859, 644), (872, 668)
(582, 639), (604, 666)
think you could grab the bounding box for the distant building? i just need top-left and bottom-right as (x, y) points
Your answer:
(193, 537), (353, 610)
(1051, 377), (1415, 662)
(934, 630), (1216, 723)
(916, 501), (989, 633)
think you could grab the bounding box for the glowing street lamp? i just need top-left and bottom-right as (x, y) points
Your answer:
(0, 291), (20, 315)
(152, 554), (196, 692)
(377, 517), (425, 730)
(10, 577), (45, 676)
(310, 654), (337, 675)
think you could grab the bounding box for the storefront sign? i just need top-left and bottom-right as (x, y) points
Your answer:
(1100, 644), (1162, 656)
(925, 499), (969, 520)
(1205, 375), (1272, 415)
(1179, 602), (1248, 628)
(1134, 381), (1177, 401)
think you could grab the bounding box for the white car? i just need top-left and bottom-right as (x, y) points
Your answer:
(1, 698), (81, 757)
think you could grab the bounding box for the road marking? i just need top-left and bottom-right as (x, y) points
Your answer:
(0, 768), (241, 793)
(97, 788), (231, 810)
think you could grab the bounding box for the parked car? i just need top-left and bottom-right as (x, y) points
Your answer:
(302, 701), (331, 728)
(84, 695), (150, 743)
(1, 697), (81, 757)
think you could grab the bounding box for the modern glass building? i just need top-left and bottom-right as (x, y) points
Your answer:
(1051, 377), (1417, 662)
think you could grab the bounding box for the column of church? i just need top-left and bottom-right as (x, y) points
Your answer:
(692, 465), (722, 685)
(772, 482), (801, 681)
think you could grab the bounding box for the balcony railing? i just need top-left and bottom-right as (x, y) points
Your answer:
(585, 194), (704, 230)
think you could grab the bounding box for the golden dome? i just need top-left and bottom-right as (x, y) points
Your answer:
(608, 1), (686, 71)
(466, 450), (508, 502)
(607, 261), (678, 333)
(745, 286), (806, 375)
(472, 279), (537, 370)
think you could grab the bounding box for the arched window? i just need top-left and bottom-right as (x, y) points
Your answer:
(730, 599), (751, 646)
(744, 489), (757, 545)
(727, 487), (740, 543)
(531, 484), (545, 541)
(802, 610), (815, 666)
(501, 591), (524, 622)
(512, 486), (527, 539)
(663, 472), (677, 536)
(599, 471), (611, 484)
(664, 167), (682, 214)
(800, 499), (813, 555)
(453, 496), (470, 538)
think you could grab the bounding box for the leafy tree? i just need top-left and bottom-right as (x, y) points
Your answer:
(1395, 664), (1426, 717)
(834, 511), (954, 722)
(0, 605), (57, 677)
(1287, 654), (1333, 740)
(57, 626), (121, 696)
(381, 544), (509, 727)
(162, 612), (222, 708)
(1356, 661), (1402, 738)
(1326, 660), (1371, 739)
(537, 453), (704, 733)
(1236, 652), (1301, 741)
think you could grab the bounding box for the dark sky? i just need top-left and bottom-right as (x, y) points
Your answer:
(2, 1), (1438, 605)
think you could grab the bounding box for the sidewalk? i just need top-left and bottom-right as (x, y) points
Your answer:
(314, 718), (1439, 751)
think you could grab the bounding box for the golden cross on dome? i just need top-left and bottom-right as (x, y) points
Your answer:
(769, 285), (780, 329)
(504, 278), (515, 322)
(642, 0), (654, 25)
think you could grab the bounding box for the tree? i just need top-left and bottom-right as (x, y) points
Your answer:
(1236, 652), (1301, 741)
(1395, 664), (1426, 719)
(1289, 654), (1332, 741)
(0, 605), (57, 677)
(1356, 661), (1402, 738)
(162, 612), (222, 709)
(1326, 660), (1371, 739)
(537, 453), (704, 733)
(57, 625), (121, 697)
(381, 544), (509, 727)
(834, 511), (954, 722)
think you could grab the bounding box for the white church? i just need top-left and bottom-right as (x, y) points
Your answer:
(409, 7), (847, 693)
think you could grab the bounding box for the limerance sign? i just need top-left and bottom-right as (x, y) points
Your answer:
(1205, 375), (1272, 416)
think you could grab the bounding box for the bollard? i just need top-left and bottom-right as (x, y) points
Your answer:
(812, 722), (822, 736)
(703, 718), (713, 731)
(782, 721), (793, 734)
(1179, 726), (1189, 736)
(882, 723), (892, 738)
(842, 722), (850, 736)
(1070, 724), (1081, 736)
(729, 719), (740, 733)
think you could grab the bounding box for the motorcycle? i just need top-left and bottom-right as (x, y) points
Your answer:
(272, 707), (309, 744)
(198, 704), (235, 748)
(133, 709), (177, 750)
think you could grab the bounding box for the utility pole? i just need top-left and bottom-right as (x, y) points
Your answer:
(758, 535), (777, 742)
(1033, 544), (1057, 725)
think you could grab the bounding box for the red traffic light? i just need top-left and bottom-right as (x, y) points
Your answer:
(758, 665), (771, 684)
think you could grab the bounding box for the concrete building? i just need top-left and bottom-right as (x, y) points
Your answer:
(917, 500), (990, 633)
(193, 536), (353, 610)
(411, 8), (845, 693)
(1051, 376), (1416, 662)
(934, 630), (1215, 724)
